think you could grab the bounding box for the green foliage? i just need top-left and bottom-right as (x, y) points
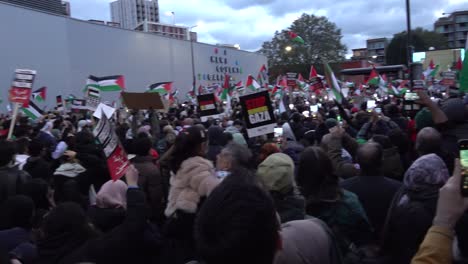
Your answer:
(258, 14), (347, 68)
(386, 27), (448, 65)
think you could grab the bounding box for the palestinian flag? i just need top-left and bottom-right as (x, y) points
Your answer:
(32, 87), (46, 102)
(423, 64), (439, 79)
(460, 38), (468, 92)
(297, 73), (308, 91)
(258, 64), (269, 85)
(21, 100), (44, 120)
(198, 85), (205, 95)
(246, 75), (261, 91)
(56, 95), (64, 111)
(288, 31), (304, 44)
(429, 59), (435, 70)
(456, 57), (463, 71)
(367, 67), (379, 86)
(271, 86), (283, 98)
(147, 82), (173, 94)
(220, 74), (232, 101)
(235, 81), (244, 91)
(324, 63), (343, 104)
(86, 75), (125, 92)
(309, 66), (324, 94)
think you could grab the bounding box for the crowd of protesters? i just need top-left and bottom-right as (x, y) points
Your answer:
(0, 88), (467, 264)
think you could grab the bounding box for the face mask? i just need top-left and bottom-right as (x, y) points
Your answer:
(216, 170), (230, 179)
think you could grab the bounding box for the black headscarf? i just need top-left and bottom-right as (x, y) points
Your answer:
(37, 202), (97, 264)
(0, 195), (35, 230)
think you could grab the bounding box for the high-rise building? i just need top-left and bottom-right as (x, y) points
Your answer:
(367, 38), (388, 64)
(110, 0), (159, 30)
(61, 0), (70, 16)
(0, 0), (64, 15)
(135, 21), (193, 40)
(434, 10), (468, 49)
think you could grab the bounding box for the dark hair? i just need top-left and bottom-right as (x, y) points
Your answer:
(22, 178), (50, 210)
(170, 126), (207, 173)
(42, 202), (95, 239)
(221, 143), (253, 169)
(220, 132), (233, 146)
(297, 147), (340, 200)
(357, 143), (383, 176)
(0, 195), (35, 230)
(28, 139), (45, 157)
(195, 170), (279, 264)
(15, 137), (30, 155)
(0, 140), (16, 167)
(133, 136), (152, 156)
(388, 129), (410, 154)
(371, 135), (393, 149)
(75, 131), (95, 145)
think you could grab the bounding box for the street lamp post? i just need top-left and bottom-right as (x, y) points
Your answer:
(189, 25), (198, 94)
(406, 0), (413, 88)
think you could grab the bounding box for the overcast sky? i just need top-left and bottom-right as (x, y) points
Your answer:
(69, 0), (467, 55)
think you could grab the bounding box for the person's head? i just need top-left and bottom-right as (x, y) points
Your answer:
(170, 126), (208, 173)
(257, 153), (295, 195)
(297, 147), (339, 200)
(15, 137), (30, 155)
(388, 128), (410, 154)
(133, 136), (152, 156)
(0, 195), (35, 230)
(415, 127), (442, 156)
(75, 131), (95, 146)
(233, 119), (243, 130)
(22, 178), (51, 211)
(258, 143), (280, 164)
(96, 180), (128, 209)
(384, 104), (400, 117)
(370, 135), (393, 149)
(403, 153), (449, 193)
(216, 143), (252, 171)
(28, 139), (45, 157)
(137, 125), (151, 138)
(0, 140), (16, 167)
(356, 142), (383, 176)
(195, 171), (280, 264)
(40, 202), (93, 240)
(441, 98), (466, 123)
(208, 125), (224, 146)
(183, 118), (194, 127)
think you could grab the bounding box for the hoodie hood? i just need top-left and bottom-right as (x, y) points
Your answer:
(53, 163), (86, 178)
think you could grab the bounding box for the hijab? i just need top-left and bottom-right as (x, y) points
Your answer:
(399, 154), (450, 205)
(40, 121), (54, 136)
(37, 202), (97, 264)
(95, 180), (128, 209)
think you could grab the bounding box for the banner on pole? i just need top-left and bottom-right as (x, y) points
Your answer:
(197, 93), (219, 121)
(93, 111), (130, 181)
(9, 69), (36, 107)
(239, 90), (276, 138)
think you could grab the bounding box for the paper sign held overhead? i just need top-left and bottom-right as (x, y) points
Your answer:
(9, 69), (36, 107)
(197, 93), (220, 122)
(93, 103), (116, 119)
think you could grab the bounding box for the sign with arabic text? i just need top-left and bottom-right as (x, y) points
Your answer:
(9, 69), (36, 107)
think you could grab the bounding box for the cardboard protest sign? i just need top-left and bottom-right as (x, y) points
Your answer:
(9, 69), (36, 107)
(93, 112), (130, 181)
(56, 96), (64, 111)
(197, 93), (219, 122)
(70, 99), (88, 114)
(93, 103), (116, 119)
(239, 91), (276, 138)
(441, 71), (456, 87)
(121, 92), (165, 110)
(86, 87), (101, 111)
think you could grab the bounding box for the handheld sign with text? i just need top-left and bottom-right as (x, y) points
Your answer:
(93, 111), (130, 181)
(197, 93), (219, 122)
(240, 90), (276, 138)
(9, 69), (36, 107)
(441, 71), (457, 87)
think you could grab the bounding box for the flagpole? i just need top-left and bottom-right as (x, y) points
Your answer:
(7, 102), (20, 140)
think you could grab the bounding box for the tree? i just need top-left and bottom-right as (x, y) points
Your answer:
(386, 27), (448, 65)
(259, 14), (347, 68)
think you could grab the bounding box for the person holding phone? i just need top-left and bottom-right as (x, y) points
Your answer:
(411, 160), (468, 264)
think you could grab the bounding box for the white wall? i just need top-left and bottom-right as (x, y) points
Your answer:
(0, 2), (267, 110)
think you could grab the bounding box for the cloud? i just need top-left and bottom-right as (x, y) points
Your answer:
(68, 0), (467, 54)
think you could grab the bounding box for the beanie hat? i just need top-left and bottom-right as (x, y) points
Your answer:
(325, 118), (338, 129)
(257, 153), (295, 194)
(415, 108), (434, 130)
(441, 98), (465, 123)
